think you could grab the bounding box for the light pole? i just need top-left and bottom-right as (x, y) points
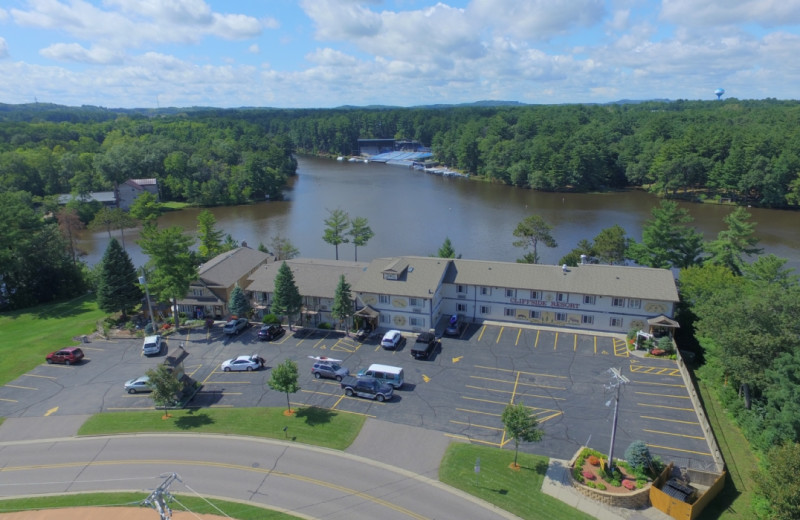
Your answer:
(139, 271), (156, 333)
(606, 367), (630, 473)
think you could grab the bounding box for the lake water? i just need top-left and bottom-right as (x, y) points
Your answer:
(79, 155), (800, 273)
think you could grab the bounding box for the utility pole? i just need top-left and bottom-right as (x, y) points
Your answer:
(606, 367), (630, 473)
(143, 472), (182, 519)
(139, 269), (157, 333)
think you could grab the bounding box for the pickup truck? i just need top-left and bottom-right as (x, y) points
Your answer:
(410, 331), (437, 360)
(340, 376), (393, 402)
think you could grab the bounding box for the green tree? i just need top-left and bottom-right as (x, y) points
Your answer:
(128, 191), (162, 223)
(754, 442), (800, 520)
(55, 206), (86, 265)
(592, 225), (630, 265)
(348, 216), (374, 262)
(331, 274), (353, 332)
(271, 261), (302, 330)
(228, 284), (251, 318)
(268, 359), (300, 413)
(88, 207), (136, 250)
(705, 207), (764, 275)
(512, 215), (558, 264)
(322, 208), (350, 260)
(269, 234), (300, 261)
(197, 209), (225, 262)
(96, 237), (142, 319)
(138, 225), (197, 329)
(501, 401), (543, 467)
(742, 254), (799, 288)
(146, 363), (183, 413)
(436, 237), (461, 258)
(627, 200), (704, 269)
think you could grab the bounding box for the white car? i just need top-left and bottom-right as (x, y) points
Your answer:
(223, 318), (249, 335)
(221, 355), (263, 372)
(381, 330), (404, 350)
(142, 335), (162, 356)
(124, 375), (151, 394)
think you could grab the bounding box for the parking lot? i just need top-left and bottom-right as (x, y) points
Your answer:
(0, 321), (715, 467)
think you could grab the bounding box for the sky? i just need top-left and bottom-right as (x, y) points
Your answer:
(0, 0), (799, 109)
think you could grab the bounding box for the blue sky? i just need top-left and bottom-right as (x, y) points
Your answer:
(1, 0), (799, 108)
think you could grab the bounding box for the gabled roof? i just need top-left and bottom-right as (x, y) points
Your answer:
(245, 258), (369, 298)
(354, 256), (451, 298)
(445, 259), (679, 302)
(198, 247), (271, 289)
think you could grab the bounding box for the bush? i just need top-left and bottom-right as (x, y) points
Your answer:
(588, 455), (600, 466)
(596, 483), (606, 491)
(262, 314), (280, 325)
(657, 336), (674, 354)
(582, 470), (595, 480)
(317, 322), (332, 329)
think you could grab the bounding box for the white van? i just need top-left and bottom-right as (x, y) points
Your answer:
(357, 363), (405, 389)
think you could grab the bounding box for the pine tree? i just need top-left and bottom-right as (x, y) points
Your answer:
(197, 209), (224, 261)
(331, 274), (353, 332)
(97, 237), (142, 319)
(322, 208), (350, 260)
(512, 215), (558, 264)
(271, 261), (302, 330)
(436, 237), (461, 258)
(228, 284), (251, 318)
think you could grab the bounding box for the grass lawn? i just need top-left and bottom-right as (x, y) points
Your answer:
(439, 444), (594, 520)
(0, 293), (105, 386)
(79, 406), (365, 451)
(0, 492), (301, 519)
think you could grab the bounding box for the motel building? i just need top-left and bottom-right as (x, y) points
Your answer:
(353, 256), (679, 336)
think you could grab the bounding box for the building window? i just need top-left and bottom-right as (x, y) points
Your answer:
(409, 298), (420, 307)
(505, 289), (514, 298)
(457, 284), (466, 294)
(379, 294), (389, 304)
(612, 297), (625, 307)
(582, 315), (594, 324)
(555, 312), (567, 322)
(192, 288), (203, 297)
(530, 290), (540, 300)
(628, 299), (642, 309)
(583, 295), (596, 305)
(557, 293), (567, 302)
(610, 317), (623, 328)
(380, 314), (390, 324)
(480, 287), (489, 295)
(480, 305), (491, 315)
(504, 308), (515, 317)
(530, 310), (540, 319)
(409, 317), (422, 327)
(456, 303), (467, 313)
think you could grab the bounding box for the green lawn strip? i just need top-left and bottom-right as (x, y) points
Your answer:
(0, 294), (106, 386)
(0, 492), (300, 519)
(439, 444), (594, 520)
(694, 377), (758, 520)
(78, 407), (365, 451)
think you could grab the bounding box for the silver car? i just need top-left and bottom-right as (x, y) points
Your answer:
(124, 376), (151, 394)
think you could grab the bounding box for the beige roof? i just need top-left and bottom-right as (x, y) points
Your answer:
(245, 258), (369, 298)
(445, 259), (679, 302)
(353, 256), (451, 298)
(198, 247), (272, 288)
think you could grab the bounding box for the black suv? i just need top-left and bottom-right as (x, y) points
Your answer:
(411, 331), (437, 359)
(258, 324), (285, 341)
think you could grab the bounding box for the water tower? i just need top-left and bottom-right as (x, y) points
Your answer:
(715, 88), (725, 100)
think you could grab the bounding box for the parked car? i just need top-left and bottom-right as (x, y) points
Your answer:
(223, 318), (249, 335)
(258, 324), (285, 341)
(311, 360), (349, 381)
(445, 314), (464, 336)
(381, 330), (405, 350)
(124, 375), (152, 394)
(340, 376), (393, 402)
(411, 332), (437, 360)
(45, 347), (84, 365)
(221, 354), (264, 372)
(142, 334), (163, 356)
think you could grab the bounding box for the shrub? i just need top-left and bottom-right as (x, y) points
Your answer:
(317, 322), (331, 329)
(610, 478), (622, 487)
(588, 455), (600, 466)
(582, 470), (595, 480)
(623, 480), (636, 490)
(625, 441), (653, 474)
(596, 483), (606, 490)
(657, 335), (674, 354)
(262, 314), (280, 325)
(587, 481), (596, 489)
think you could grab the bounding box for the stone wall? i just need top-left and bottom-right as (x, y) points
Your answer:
(567, 447), (652, 510)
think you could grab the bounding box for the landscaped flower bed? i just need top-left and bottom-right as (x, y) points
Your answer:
(569, 447), (653, 509)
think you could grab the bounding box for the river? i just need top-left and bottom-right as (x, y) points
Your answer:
(79, 155), (800, 272)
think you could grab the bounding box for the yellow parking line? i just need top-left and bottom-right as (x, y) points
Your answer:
(465, 385), (567, 400)
(635, 391), (689, 399)
(444, 433), (502, 447)
(450, 420), (504, 432)
(535, 330), (540, 348)
(477, 324), (486, 342)
(633, 380), (685, 388)
(469, 375), (566, 390)
(573, 334), (577, 351)
(637, 403), (695, 412)
(510, 371), (520, 404)
(640, 415), (699, 426)
(203, 381), (251, 385)
(643, 429), (705, 440)
(23, 374), (56, 379)
(462, 396), (509, 406)
(554, 332), (558, 350)
(496, 327), (504, 343)
(473, 365), (568, 379)
(457, 407), (502, 417)
(515, 329), (522, 346)
(5, 384), (36, 390)
(646, 443), (712, 457)
(0, 398), (18, 403)
(594, 336), (597, 354)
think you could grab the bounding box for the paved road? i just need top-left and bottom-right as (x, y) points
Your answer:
(0, 432), (517, 520)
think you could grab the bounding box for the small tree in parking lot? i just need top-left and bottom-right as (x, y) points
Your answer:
(268, 359), (300, 414)
(502, 400), (543, 468)
(146, 364), (183, 417)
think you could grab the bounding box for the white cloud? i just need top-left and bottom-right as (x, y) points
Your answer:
(0, 37), (8, 59)
(248, 44), (260, 54)
(469, 0), (606, 41)
(40, 42), (122, 64)
(0, 8), (8, 21)
(661, 0), (800, 28)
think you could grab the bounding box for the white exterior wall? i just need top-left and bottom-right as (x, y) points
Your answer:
(439, 284), (674, 334)
(359, 292), (440, 332)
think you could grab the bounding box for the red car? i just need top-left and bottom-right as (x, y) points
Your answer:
(46, 347), (84, 365)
